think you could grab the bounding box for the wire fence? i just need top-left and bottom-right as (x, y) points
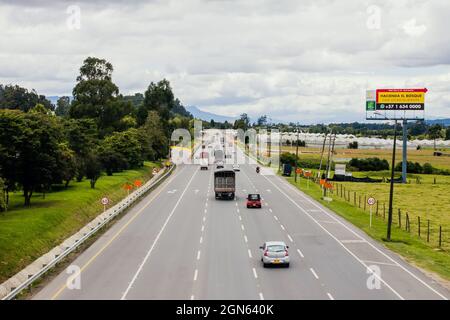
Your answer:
(321, 179), (448, 250)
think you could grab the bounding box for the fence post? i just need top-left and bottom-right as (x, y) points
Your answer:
(383, 203), (385, 220)
(439, 226), (442, 247)
(364, 196), (366, 211)
(418, 216), (421, 238)
(359, 195), (361, 208)
(407, 213), (411, 232)
(348, 190), (350, 202)
(354, 192), (356, 206)
(398, 209), (401, 228)
(427, 220), (430, 242)
(376, 201), (379, 216)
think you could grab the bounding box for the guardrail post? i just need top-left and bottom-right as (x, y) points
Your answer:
(439, 226), (442, 247)
(427, 219), (430, 242)
(398, 209), (401, 228)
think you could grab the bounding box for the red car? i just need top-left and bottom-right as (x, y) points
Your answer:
(246, 194), (262, 208)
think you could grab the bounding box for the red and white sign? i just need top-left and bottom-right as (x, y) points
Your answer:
(101, 197), (109, 205)
(367, 197), (376, 206)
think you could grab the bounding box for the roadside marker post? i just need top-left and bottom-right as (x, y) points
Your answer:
(101, 197), (109, 212)
(367, 197), (376, 228)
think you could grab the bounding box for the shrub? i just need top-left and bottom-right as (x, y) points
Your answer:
(348, 157), (389, 171)
(395, 161), (423, 174)
(422, 163), (434, 174)
(348, 141), (358, 149)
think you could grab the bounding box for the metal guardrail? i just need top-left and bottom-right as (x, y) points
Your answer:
(1, 165), (174, 300)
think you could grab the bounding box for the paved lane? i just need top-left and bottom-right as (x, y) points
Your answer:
(33, 137), (450, 300)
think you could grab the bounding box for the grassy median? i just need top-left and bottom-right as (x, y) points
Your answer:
(285, 174), (450, 282)
(0, 162), (160, 283)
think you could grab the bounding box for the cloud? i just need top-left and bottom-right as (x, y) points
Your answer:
(0, 0), (449, 122)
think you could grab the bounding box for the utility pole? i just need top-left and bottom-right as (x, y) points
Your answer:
(387, 120), (398, 241)
(317, 131), (328, 180)
(324, 131), (334, 197)
(402, 119), (408, 183)
(294, 125), (300, 183)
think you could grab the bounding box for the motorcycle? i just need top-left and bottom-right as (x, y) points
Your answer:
(256, 166), (260, 174)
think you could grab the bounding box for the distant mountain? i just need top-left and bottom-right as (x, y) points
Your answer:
(186, 106), (236, 123)
(426, 118), (450, 126)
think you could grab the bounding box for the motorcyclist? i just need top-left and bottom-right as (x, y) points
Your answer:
(256, 166), (260, 173)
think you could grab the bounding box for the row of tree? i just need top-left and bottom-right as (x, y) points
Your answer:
(0, 57), (192, 208)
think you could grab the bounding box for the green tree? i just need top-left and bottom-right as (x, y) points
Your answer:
(234, 113), (250, 130)
(63, 118), (98, 181)
(30, 103), (51, 115)
(257, 115), (268, 127)
(98, 149), (127, 176)
(69, 57), (133, 136)
(428, 124), (444, 150)
(85, 152), (102, 189)
(137, 79), (175, 125)
(143, 111), (168, 160)
(102, 129), (144, 168)
(0, 84), (53, 112)
(55, 96), (71, 117)
(0, 110), (64, 205)
(54, 143), (77, 188)
(445, 127), (450, 141)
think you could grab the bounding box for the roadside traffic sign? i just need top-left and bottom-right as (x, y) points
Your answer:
(101, 197), (109, 205)
(367, 197), (376, 228)
(367, 197), (376, 206)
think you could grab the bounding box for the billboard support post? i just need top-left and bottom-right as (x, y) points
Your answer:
(402, 119), (408, 184)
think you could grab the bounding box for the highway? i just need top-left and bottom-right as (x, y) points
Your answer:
(33, 136), (450, 300)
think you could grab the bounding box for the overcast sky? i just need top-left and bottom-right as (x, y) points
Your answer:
(1, 0), (449, 123)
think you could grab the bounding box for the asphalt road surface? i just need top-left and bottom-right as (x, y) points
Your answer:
(33, 140), (450, 300)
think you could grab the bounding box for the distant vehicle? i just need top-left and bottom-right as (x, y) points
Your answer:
(200, 158), (209, 170)
(246, 193), (261, 208)
(232, 164), (240, 171)
(260, 241), (290, 268)
(214, 169), (235, 200)
(216, 161), (224, 169)
(214, 149), (224, 163)
(282, 163), (292, 176)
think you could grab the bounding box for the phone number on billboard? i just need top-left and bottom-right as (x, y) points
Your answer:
(376, 104), (424, 110)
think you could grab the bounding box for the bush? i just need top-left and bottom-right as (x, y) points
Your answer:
(348, 141), (358, 149)
(422, 163), (434, 174)
(280, 152), (331, 169)
(395, 161), (423, 174)
(348, 157), (389, 171)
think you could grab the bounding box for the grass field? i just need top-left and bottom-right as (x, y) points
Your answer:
(280, 146), (450, 170)
(331, 174), (450, 249)
(285, 174), (450, 282)
(0, 162), (160, 283)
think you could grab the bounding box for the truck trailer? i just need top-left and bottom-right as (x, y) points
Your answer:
(214, 169), (235, 200)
